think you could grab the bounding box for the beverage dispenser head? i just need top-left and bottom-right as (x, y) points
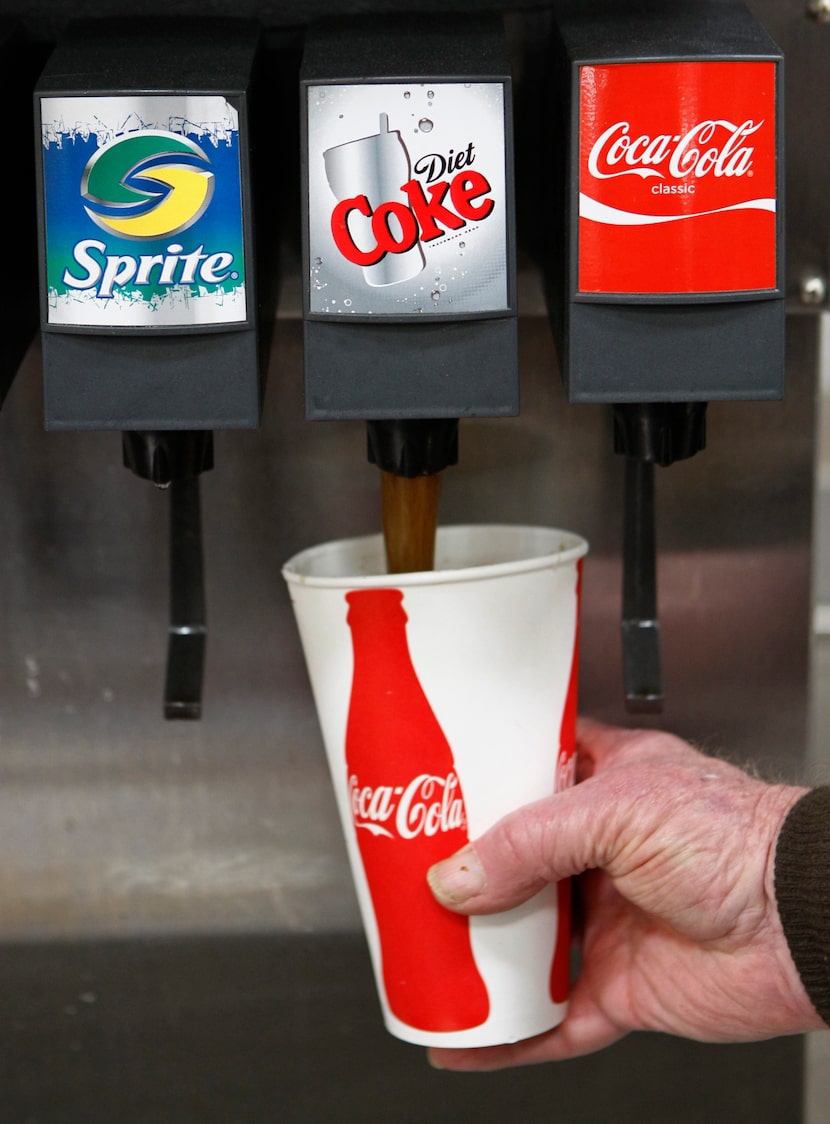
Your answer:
(34, 19), (270, 719)
(301, 14), (518, 573)
(546, 0), (784, 711)
(300, 14), (518, 435)
(547, 0), (784, 406)
(35, 18), (265, 432)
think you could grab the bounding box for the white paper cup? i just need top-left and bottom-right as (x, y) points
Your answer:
(282, 524), (588, 1048)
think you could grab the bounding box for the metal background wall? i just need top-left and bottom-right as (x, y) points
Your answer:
(0, 1), (826, 1121)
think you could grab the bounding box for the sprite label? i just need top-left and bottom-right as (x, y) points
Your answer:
(40, 95), (247, 329)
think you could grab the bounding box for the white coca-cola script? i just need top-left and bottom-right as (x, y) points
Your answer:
(350, 772), (466, 840)
(587, 118), (762, 181)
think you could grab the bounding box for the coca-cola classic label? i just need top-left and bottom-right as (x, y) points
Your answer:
(306, 82), (508, 315)
(578, 61), (778, 295)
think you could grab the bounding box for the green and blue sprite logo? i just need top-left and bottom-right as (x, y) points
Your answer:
(41, 96), (247, 329)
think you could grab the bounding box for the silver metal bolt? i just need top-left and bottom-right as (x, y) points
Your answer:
(800, 274), (828, 305)
(807, 0), (830, 22)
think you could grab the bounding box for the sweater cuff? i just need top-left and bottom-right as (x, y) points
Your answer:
(774, 786), (830, 1027)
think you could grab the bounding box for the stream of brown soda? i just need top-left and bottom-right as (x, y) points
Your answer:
(381, 471), (442, 574)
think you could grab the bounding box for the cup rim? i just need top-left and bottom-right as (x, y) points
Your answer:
(282, 523), (589, 590)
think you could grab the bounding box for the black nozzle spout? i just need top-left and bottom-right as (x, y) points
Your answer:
(613, 401), (707, 467)
(614, 402), (707, 715)
(122, 430), (214, 486)
(164, 473), (206, 721)
(366, 418), (459, 478)
(622, 455), (662, 714)
(121, 430), (213, 720)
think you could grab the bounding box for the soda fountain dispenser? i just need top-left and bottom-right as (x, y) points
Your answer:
(300, 15), (518, 569)
(34, 19), (272, 717)
(545, 0), (784, 711)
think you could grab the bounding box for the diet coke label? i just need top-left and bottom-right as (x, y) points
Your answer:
(306, 82), (509, 316)
(578, 61), (778, 296)
(350, 771), (466, 840)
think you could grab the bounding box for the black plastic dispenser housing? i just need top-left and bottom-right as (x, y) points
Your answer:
(0, 21), (41, 408)
(546, 0), (784, 710)
(35, 19), (270, 718)
(300, 14), (518, 484)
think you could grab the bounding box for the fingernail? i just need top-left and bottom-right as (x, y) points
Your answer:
(427, 845), (487, 905)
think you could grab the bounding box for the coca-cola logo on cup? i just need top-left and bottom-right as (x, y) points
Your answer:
(350, 771), (466, 839)
(578, 61), (778, 295)
(306, 82), (509, 316)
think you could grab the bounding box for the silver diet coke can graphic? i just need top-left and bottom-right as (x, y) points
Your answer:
(306, 83), (509, 316)
(324, 112), (427, 288)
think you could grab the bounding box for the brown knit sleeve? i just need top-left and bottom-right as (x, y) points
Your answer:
(774, 786), (830, 1026)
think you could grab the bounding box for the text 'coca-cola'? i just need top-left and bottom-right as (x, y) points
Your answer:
(350, 772), (466, 840)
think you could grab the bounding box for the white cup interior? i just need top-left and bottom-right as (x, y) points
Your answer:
(283, 524), (588, 589)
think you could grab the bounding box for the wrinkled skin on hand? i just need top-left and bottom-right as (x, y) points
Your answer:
(427, 718), (824, 1070)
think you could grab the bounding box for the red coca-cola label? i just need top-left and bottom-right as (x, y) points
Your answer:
(350, 771), (466, 839)
(344, 588), (490, 1033)
(578, 61), (778, 295)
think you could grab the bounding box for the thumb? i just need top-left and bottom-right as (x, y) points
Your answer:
(427, 782), (602, 915)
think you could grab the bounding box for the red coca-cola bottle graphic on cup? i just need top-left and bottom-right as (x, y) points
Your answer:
(345, 587), (490, 1032)
(550, 558), (583, 1005)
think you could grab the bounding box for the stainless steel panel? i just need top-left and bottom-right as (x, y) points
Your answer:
(747, 0), (830, 300)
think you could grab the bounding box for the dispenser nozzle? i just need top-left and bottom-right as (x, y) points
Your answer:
(366, 418), (458, 478)
(122, 430), (213, 720)
(622, 456), (662, 713)
(614, 402), (707, 714)
(164, 473), (206, 720)
(122, 430), (214, 487)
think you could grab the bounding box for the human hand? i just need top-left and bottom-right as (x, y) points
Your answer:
(427, 718), (823, 1070)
